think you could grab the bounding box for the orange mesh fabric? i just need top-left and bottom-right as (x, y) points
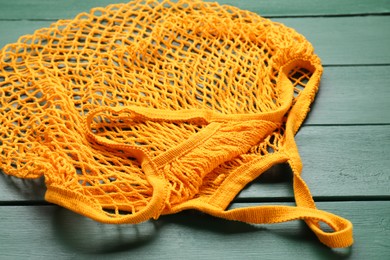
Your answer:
(0, 0), (353, 248)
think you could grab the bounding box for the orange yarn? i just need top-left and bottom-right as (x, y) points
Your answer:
(0, 0), (353, 248)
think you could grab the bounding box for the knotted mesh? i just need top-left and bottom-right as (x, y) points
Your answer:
(0, 0), (353, 248)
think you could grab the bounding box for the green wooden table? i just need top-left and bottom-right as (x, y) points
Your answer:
(0, 0), (389, 259)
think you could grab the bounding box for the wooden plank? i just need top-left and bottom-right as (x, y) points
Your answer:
(306, 66), (390, 125)
(221, 0), (390, 17)
(0, 175), (46, 203)
(1, 125), (388, 202)
(297, 125), (390, 198)
(273, 16), (390, 65)
(240, 125), (390, 200)
(1, 16), (389, 65)
(0, 0), (124, 20)
(0, 0), (389, 20)
(0, 20), (52, 48)
(0, 202), (388, 259)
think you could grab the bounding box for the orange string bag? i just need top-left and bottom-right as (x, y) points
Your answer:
(0, 0), (353, 248)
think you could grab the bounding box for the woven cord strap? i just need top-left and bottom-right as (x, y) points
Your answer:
(84, 107), (168, 223)
(287, 163), (353, 247)
(291, 164), (353, 248)
(187, 201), (353, 248)
(193, 58), (352, 248)
(282, 60), (352, 247)
(84, 105), (280, 221)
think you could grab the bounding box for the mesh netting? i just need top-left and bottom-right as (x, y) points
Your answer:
(1, 0), (317, 219)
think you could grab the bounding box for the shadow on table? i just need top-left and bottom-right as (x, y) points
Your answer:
(50, 206), (352, 259)
(0, 169), (352, 258)
(0, 172), (46, 202)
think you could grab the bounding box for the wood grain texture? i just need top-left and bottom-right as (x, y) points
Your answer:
(273, 16), (390, 65)
(0, 202), (388, 259)
(239, 125), (390, 200)
(0, 1), (389, 258)
(306, 66), (390, 125)
(0, 0), (389, 20)
(1, 125), (388, 202)
(1, 16), (389, 65)
(0, 20), (52, 48)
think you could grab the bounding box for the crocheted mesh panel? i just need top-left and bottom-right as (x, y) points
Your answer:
(1, 0), (316, 215)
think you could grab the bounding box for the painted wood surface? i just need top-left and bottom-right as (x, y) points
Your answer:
(305, 66), (390, 125)
(239, 125), (390, 200)
(0, 202), (389, 259)
(0, 0), (389, 258)
(1, 125), (389, 202)
(0, 0), (389, 20)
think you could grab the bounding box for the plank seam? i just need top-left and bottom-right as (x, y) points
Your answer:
(303, 123), (390, 127)
(0, 12), (389, 22)
(324, 64), (390, 67)
(2, 196), (390, 206)
(234, 196), (390, 203)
